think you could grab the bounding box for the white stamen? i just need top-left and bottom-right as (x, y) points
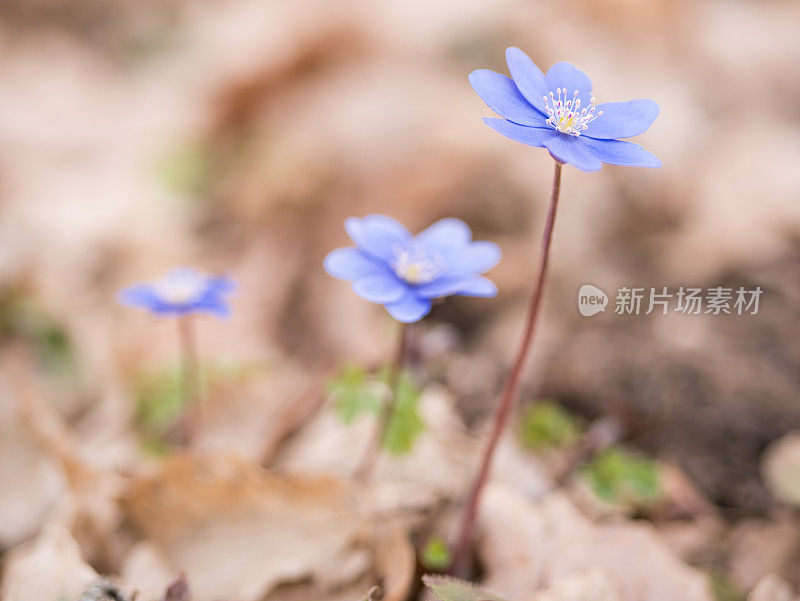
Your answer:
(156, 269), (207, 304)
(391, 244), (445, 284)
(542, 88), (603, 136)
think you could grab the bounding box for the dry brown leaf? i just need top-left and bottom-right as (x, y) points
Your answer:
(121, 542), (176, 601)
(0, 377), (64, 548)
(531, 569), (624, 601)
(278, 387), (478, 513)
(372, 517), (415, 601)
(747, 575), (794, 601)
(728, 516), (800, 593)
(0, 522), (97, 601)
(120, 454), (410, 601)
(478, 484), (713, 601)
(7, 368), (126, 567)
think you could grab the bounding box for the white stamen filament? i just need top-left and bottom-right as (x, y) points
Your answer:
(391, 245), (445, 284)
(542, 88), (603, 137)
(156, 271), (207, 304)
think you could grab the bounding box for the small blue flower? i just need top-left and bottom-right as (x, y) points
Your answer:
(469, 47), (661, 172)
(324, 215), (501, 323)
(117, 267), (235, 318)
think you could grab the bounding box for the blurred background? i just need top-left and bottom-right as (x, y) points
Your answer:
(1, 0), (800, 599)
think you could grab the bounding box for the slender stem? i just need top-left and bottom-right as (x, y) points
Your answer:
(450, 160), (563, 574)
(177, 315), (203, 439)
(355, 322), (411, 481)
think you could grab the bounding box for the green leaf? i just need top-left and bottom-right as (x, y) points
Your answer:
(382, 372), (425, 455)
(517, 401), (581, 451)
(581, 447), (662, 506)
(327, 365), (382, 424)
(422, 575), (508, 601)
(421, 536), (451, 571)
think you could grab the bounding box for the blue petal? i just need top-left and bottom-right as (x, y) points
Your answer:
(505, 47), (548, 113)
(580, 137), (661, 168)
(352, 273), (406, 303)
(384, 291), (432, 323)
(545, 62), (593, 107)
(415, 275), (477, 299)
(324, 247), (387, 281)
(445, 241), (502, 276)
(483, 118), (556, 148)
(194, 284), (234, 317)
(345, 215), (411, 262)
(118, 284), (186, 316)
(468, 70), (548, 127)
(191, 297), (232, 318)
(416, 275), (498, 299)
(416, 218), (471, 255)
(543, 135), (603, 172)
(208, 275), (236, 293)
(454, 275), (498, 298)
(584, 99), (659, 140)
(117, 284), (161, 311)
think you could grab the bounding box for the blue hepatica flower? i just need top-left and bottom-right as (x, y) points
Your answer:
(469, 47), (661, 172)
(324, 215), (501, 323)
(117, 267), (235, 318)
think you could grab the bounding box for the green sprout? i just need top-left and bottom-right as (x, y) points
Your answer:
(421, 537), (452, 571)
(517, 401), (582, 451)
(581, 447), (662, 507)
(327, 365), (382, 424)
(328, 365), (425, 456)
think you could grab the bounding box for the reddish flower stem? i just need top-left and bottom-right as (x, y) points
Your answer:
(355, 322), (411, 481)
(450, 160), (563, 574)
(178, 315), (203, 440)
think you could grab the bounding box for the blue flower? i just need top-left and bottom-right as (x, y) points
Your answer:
(469, 47), (661, 172)
(324, 215), (501, 323)
(117, 267), (235, 318)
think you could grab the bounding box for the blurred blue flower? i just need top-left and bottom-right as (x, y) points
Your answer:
(325, 215), (501, 323)
(117, 267), (235, 318)
(469, 47), (661, 172)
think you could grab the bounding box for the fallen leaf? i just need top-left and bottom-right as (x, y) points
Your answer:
(120, 454), (409, 601)
(0, 368), (64, 548)
(0, 522), (97, 601)
(372, 517), (415, 601)
(278, 386), (478, 513)
(531, 569), (624, 601)
(728, 515), (800, 592)
(478, 484), (713, 601)
(423, 575), (508, 601)
(747, 575), (794, 601)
